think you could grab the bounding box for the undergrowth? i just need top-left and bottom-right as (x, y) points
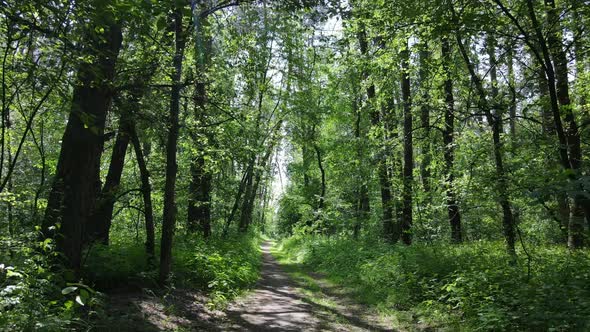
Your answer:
(277, 235), (590, 331)
(1, 232), (261, 331)
(173, 233), (262, 306)
(83, 232), (262, 307)
(0, 234), (102, 332)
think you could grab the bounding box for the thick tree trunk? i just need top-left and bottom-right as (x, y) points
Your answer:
(400, 45), (413, 245)
(42, 20), (122, 269)
(188, 4), (213, 239)
(187, 81), (212, 238)
(159, 7), (186, 285)
(441, 38), (462, 243)
(129, 125), (155, 261)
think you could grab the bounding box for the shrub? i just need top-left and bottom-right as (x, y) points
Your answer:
(278, 235), (590, 331)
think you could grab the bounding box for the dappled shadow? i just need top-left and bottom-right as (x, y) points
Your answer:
(221, 241), (396, 331)
(92, 289), (226, 332)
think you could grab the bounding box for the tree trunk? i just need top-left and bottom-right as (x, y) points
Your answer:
(544, 0), (586, 248)
(401, 44), (413, 245)
(507, 47), (517, 138)
(353, 92), (370, 239)
(188, 155), (212, 237)
(238, 164), (255, 233)
(159, 7), (186, 285)
(188, 3), (213, 239)
(442, 38), (462, 243)
(42, 19), (122, 269)
(358, 26), (395, 243)
(86, 113), (131, 244)
(313, 143), (326, 213)
(454, 23), (516, 256)
(223, 163), (251, 236)
(129, 125), (155, 261)
(419, 47), (431, 193)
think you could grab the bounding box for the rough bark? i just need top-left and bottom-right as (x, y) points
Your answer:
(42, 19), (122, 269)
(86, 113), (131, 244)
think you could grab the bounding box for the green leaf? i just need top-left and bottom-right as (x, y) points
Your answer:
(6, 270), (23, 278)
(75, 295), (85, 306)
(61, 286), (78, 295)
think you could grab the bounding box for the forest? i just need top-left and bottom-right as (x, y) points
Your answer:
(1, 0), (590, 330)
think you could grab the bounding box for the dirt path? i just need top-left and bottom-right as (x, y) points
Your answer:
(99, 241), (395, 331)
(221, 241), (395, 331)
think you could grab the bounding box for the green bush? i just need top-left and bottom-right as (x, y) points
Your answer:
(173, 233), (262, 306)
(278, 235), (590, 331)
(1, 235), (101, 331)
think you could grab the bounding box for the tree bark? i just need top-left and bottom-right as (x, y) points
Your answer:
(224, 163), (251, 236)
(419, 47), (431, 193)
(159, 7), (186, 285)
(400, 44), (413, 245)
(544, 0), (586, 248)
(353, 92), (370, 239)
(441, 38), (462, 243)
(188, 154), (212, 237)
(129, 125), (155, 261)
(86, 113), (131, 244)
(188, 3), (213, 239)
(42, 18), (122, 269)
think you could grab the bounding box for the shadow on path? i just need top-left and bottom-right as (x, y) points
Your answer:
(221, 241), (395, 331)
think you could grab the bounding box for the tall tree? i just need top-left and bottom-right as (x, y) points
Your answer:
(42, 2), (122, 269)
(159, 4), (187, 285)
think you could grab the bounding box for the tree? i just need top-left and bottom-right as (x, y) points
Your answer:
(42, 1), (123, 269)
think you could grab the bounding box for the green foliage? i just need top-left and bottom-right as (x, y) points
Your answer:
(278, 235), (590, 331)
(173, 233), (262, 306)
(0, 235), (102, 331)
(82, 241), (156, 290)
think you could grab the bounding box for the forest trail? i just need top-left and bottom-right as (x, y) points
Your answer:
(221, 241), (395, 331)
(100, 241), (397, 331)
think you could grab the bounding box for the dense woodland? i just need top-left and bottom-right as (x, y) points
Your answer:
(1, 0), (590, 330)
